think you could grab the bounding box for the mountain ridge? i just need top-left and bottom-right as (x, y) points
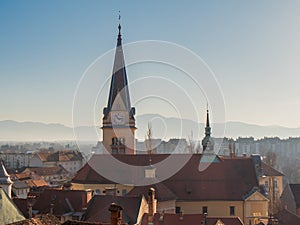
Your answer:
(0, 115), (299, 142)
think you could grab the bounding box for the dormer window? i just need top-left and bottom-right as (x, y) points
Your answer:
(145, 166), (156, 178)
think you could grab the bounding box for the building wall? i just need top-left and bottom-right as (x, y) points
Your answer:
(297, 207), (300, 217)
(12, 187), (30, 199)
(259, 175), (283, 213)
(28, 154), (43, 167)
(0, 153), (33, 169)
(58, 160), (83, 174)
(157, 200), (176, 213)
(136, 196), (150, 225)
(244, 192), (269, 225)
(29, 153), (84, 174)
(71, 183), (134, 196)
(175, 200), (244, 219)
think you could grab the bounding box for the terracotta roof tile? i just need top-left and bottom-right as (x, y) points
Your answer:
(261, 162), (284, 176)
(27, 179), (48, 188)
(290, 184), (300, 207)
(14, 173), (31, 180)
(73, 154), (259, 201)
(24, 166), (69, 176)
(8, 214), (61, 225)
(141, 213), (244, 225)
(207, 217), (244, 225)
(62, 221), (102, 225)
(84, 195), (142, 224)
(274, 208), (300, 225)
(127, 182), (177, 201)
(32, 189), (92, 216)
(13, 198), (29, 218)
(37, 151), (83, 162)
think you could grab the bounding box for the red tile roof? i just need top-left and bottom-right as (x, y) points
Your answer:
(13, 172), (31, 180)
(62, 221), (102, 225)
(141, 213), (244, 225)
(141, 213), (203, 225)
(7, 214), (60, 225)
(23, 166), (69, 176)
(37, 150), (83, 162)
(84, 195), (142, 224)
(207, 217), (244, 225)
(27, 179), (48, 188)
(274, 208), (300, 225)
(261, 162), (284, 176)
(290, 184), (300, 207)
(128, 182), (177, 201)
(73, 154), (259, 201)
(32, 189), (92, 216)
(13, 198), (29, 218)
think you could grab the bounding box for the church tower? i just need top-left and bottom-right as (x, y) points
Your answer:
(102, 20), (136, 154)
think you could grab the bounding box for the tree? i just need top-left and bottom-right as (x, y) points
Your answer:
(145, 122), (153, 155)
(187, 130), (195, 153)
(265, 151), (277, 168)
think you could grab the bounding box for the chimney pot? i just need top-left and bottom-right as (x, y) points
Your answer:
(148, 188), (156, 223)
(159, 211), (164, 222)
(179, 211), (183, 220)
(109, 203), (123, 225)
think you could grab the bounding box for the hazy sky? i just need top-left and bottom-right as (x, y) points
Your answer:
(1, 1), (300, 128)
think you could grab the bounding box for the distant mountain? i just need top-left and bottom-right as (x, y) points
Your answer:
(0, 120), (73, 141)
(136, 114), (300, 140)
(0, 115), (299, 142)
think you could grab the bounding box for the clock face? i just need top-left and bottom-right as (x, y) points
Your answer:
(112, 112), (125, 125)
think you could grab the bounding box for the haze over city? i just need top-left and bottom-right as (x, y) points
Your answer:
(1, 2), (300, 225)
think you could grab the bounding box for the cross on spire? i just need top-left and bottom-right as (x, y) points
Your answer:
(117, 11), (122, 46)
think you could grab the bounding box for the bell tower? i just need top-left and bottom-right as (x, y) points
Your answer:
(102, 19), (136, 154)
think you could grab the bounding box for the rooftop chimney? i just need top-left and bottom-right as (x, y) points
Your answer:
(179, 211), (183, 220)
(28, 203), (33, 219)
(159, 211), (164, 222)
(229, 138), (236, 158)
(148, 188), (156, 224)
(50, 203), (54, 215)
(27, 196), (36, 219)
(109, 203), (123, 225)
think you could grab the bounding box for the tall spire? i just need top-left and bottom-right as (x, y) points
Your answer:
(104, 15), (133, 117)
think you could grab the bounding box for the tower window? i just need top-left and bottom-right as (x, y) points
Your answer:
(112, 137), (125, 146)
(175, 207), (181, 214)
(119, 148), (125, 154)
(202, 206), (208, 214)
(230, 206), (235, 216)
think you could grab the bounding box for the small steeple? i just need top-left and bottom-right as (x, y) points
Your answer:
(202, 107), (214, 152)
(0, 160), (12, 183)
(0, 160), (13, 198)
(205, 109), (211, 136)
